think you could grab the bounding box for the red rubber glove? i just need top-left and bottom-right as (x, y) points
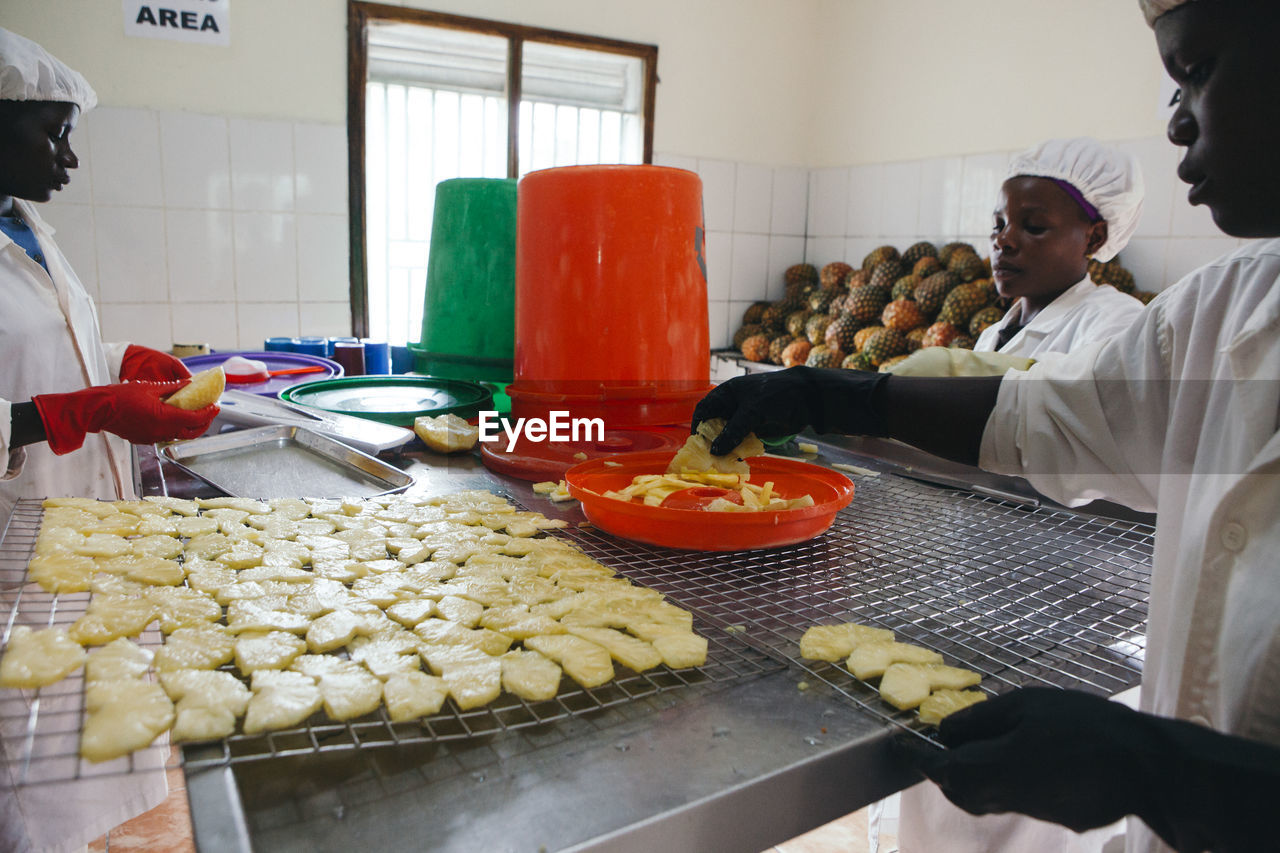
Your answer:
(32, 381), (218, 454)
(119, 344), (191, 382)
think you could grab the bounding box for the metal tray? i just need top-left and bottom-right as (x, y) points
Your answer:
(160, 425), (413, 498)
(212, 389), (416, 456)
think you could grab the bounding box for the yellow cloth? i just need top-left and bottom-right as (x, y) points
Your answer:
(883, 346), (1035, 377)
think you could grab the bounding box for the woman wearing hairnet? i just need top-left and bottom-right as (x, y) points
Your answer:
(693, 0), (1280, 849)
(0, 27), (214, 852)
(0, 27), (218, 519)
(975, 137), (1146, 358)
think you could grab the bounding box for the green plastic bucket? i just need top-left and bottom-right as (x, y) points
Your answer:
(408, 178), (517, 384)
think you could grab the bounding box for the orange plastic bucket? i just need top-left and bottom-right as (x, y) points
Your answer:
(508, 165), (711, 427)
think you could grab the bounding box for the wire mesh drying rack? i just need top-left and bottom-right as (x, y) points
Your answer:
(558, 469), (1154, 742)
(0, 497), (781, 787)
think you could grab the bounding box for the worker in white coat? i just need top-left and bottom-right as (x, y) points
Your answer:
(0, 27), (217, 853)
(0, 27), (215, 516)
(691, 0), (1280, 849)
(975, 137), (1146, 359)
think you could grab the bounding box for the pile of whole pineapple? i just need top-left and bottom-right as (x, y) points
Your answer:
(732, 242), (1151, 372)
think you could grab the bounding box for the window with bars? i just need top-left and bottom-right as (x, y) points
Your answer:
(349, 5), (658, 346)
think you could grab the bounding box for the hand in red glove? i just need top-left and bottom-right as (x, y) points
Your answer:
(32, 381), (218, 454)
(119, 344), (191, 382)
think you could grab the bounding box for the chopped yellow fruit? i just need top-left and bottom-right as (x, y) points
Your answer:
(165, 366), (224, 410)
(799, 622), (895, 662)
(846, 641), (944, 680)
(500, 649), (562, 701)
(0, 626), (86, 687)
(81, 681), (174, 762)
(383, 670), (449, 721)
(414, 413), (479, 454)
(918, 689), (988, 727)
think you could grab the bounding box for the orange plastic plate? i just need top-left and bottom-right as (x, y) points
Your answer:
(564, 450), (855, 552)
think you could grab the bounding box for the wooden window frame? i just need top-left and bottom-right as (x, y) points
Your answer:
(346, 1), (659, 338)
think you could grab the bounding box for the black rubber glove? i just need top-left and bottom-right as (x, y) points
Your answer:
(691, 367), (890, 456)
(893, 686), (1280, 853)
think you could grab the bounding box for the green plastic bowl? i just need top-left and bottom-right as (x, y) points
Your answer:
(279, 376), (494, 427)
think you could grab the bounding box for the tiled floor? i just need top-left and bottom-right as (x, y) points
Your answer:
(88, 748), (194, 853)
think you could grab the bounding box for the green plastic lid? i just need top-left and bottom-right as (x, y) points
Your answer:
(280, 376), (493, 427)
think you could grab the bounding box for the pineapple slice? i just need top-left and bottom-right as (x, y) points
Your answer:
(80, 680), (175, 762)
(918, 689), (988, 727)
(847, 640), (944, 680)
(234, 630), (307, 673)
(500, 649), (562, 701)
(26, 552), (97, 594)
(0, 626), (86, 688)
(650, 632), (708, 668)
(160, 669), (251, 742)
(666, 418), (766, 481)
(164, 365), (225, 410)
(799, 622), (895, 662)
(413, 413), (479, 454)
(85, 637), (153, 682)
(68, 595), (157, 645)
(879, 663), (983, 711)
(383, 670), (449, 721)
(420, 645), (502, 710)
(243, 670), (322, 734)
(291, 656), (383, 721)
(523, 634), (614, 688)
(413, 619), (512, 656)
(154, 624), (235, 671)
(565, 626), (662, 672)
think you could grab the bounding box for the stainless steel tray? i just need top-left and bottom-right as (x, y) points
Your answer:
(160, 425), (414, 498)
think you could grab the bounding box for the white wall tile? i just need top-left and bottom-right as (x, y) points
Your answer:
(1115, 237), (1169, 293)
(230, 118), (295, 212)
(166, 210), (235, 303)
(847, 164), (885, 238)
(234, 212), (298, 302)
(653, 153), (697, 172)
(917, 156), (964, 241)
(880, 161), (921, 238)
(697, 158), (736, 232)
(171, 302), (238, 350)
(1118, 137), (1176, 238)
(729, 233), (770, 301)
(771, 167), (807, 237)
(95, 207), (168, 303)
(1164, 237), (1238, 284)
(732, 163), (772, 234)
(767, 235), (806, 300)
(98, 302), (172, 350)
(808, 167), (848, 237)
(296, 214), (350, 302)
(958, 152), (1009, 237)
(294, 122), (348, 215)
(299, 302), (352, 338)
(237, 301), (299, 350)
(807, 236), (845, 267)
(728, 300), (757, 332)
(844, 237), (878, 269)
(706, 300), (731, 349)
(87, 107), (163, 207)
(40, 203), (98, 299)
(704, 230), (732, 303)
(160, 112), (231, 210)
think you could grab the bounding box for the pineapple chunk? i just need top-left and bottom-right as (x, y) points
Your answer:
(500, 649), (562, 701)
(918, 689), (988, 727)
(524, 634), (614, 688)
(846, 641), (944, 680)
(667, 418), (766, 481)
(80, 680), (175, 762)
(154, 624), (235, 671)
(291, 656), (383, 721)
(413, 413), (478, 454)
(243, 670), (322, 734)
(85, 637), (153, 682)
(234, 630), (307, 673)
(879, 663), (983, 711)
(0, 626), (86, 687)
(383, 670), (449, 721)
(26, 552), (97, 594)
(164, 365), (225, 410)
(565, 626), (662, 672)
(160, 669), (252, 742)
(799, 622), (895, 662)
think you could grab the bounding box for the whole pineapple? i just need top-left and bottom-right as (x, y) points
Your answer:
(786, 309), (812, 338)
(862, 245), (900, 271)
(969, 305), (1005, 338)
(938, 282), (993, 327)
(741, 333), (771, 362)
(938, 242), (976, 265)
(853, 324), (886, 353)
(824, 312), (862, 353)
(781, 339), (812, 368)
(1134, 290), (1158, 304)
(901, 241), (938, 267)
(921, 322), (961, 349)
(820, 262), (855, 289)
(842, 352), (875, 371)
(759, 300), (791, 333)
(804, 313), (833, 346)
(742, 301), (770, 325)
(785, 263), (819, 290)
(881, 299), (927, 332)
(948, 251), (986, 283)
(949, 335), (976, 349)
(806, 344), (846, 368)
(913, 256), (943, 279)
(905, 326), (928, 352)
(869, 260), (906, 293)
(768, 334), (795, 365)
(862, 328), (908, 367)
(844, 268), (871, 290)
(827, 292), (849, 316)
(845, 284), (890, 324)
(891, 274), (921, 302)
(733, 323), (765, 350)
(914, 271), (961, 316)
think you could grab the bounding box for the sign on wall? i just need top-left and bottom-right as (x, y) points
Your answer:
(124, 0), (230, 46)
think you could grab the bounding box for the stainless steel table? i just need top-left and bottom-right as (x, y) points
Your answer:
(136, 433), (1153, 853)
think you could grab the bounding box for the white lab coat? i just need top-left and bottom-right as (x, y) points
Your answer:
(0, 199), (166, 852)
(974, 275), (1145, 358)
(973, 238), (1280, 853)
(0, 199), (135, 511)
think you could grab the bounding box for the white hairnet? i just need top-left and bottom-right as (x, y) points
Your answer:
(1138, 0), (1197, 26)
(0, 27), (97, 112)
(1007, 137), (1144, 263)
